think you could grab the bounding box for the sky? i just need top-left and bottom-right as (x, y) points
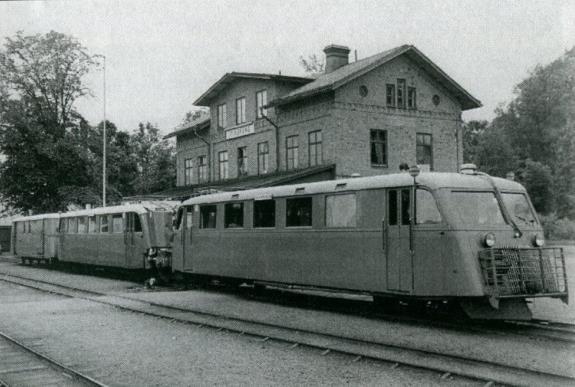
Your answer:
(1, 0), (574, 135)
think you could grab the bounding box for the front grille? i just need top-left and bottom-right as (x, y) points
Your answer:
(479, 247), (568, 297)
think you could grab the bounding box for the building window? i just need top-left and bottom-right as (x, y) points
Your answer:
(326, 194), (357, 228)
(237, 147), (248, 176)
(200, 205), (217, 229)
(218, 151), (229, 180)
(286, 197), (312, 227)
(386, 84), (396, 107)
(286, 135), (299, 170)
(225, 202), (244, 228)
(256, 89), (267, 118)
(397, 79), (406, 109)
(257, 142), (269, 174)
(408, 87), (417, 109)
(236, 97), (246, 124)
(416, 133), (433, 170)
(184, 158), (193, 186)
(253, 199), (275, 228)
(197, 155), (208, 183)
(370, 129), (387, 166)
(308, 130), (322, 167)
(217, 103), (227, 128)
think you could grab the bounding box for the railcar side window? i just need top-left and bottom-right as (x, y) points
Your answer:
(388, 190), (398, 225)
(88, 216), (98, 233)
(450, 192), (506, 225)
(225, 203), (244, 228)
(286, 197), (312, 227)
(326, 194), (357, 227)
(401, 189), (411, 225)
(78, 217), (88, 233)
(112, 214), (123, 233)
(416, 189), (442, 224)
(99, 215), (109, 233)
(59, 219), (67, 233)
(134, 214), (142, 232)
(200, 205), (217, 229)
(68, 218), (78, 234)
(185, 207), (193, 229)
(254, 200), (275, 228)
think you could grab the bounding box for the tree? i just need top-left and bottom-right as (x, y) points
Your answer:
(0, 31), (100, 213)
(463, 47), (575, 218)
(462, 120), (488, 163)
(131, 122), (175, 195)
(299, 54), (325, 76)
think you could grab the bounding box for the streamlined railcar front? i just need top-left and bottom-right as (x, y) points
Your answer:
(437, 179), (568, 319)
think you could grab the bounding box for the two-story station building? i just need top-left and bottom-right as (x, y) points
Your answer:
(162, 44), (481, 198)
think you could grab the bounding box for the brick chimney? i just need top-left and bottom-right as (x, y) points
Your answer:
(323, 44), (350, 73)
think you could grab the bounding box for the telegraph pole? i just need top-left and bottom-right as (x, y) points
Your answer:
(102, 55), (107, 207)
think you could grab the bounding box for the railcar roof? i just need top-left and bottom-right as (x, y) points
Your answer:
(12, 201), (177, 223)
(181, 172), (525, 205)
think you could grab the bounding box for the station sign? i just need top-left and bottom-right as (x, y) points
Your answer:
(225, 123), (255, 140)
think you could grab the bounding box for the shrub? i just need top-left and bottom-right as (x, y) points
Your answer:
(540, 213), (575, 240)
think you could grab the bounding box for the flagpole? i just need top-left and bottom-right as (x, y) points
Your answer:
(102, 55), (107, 207)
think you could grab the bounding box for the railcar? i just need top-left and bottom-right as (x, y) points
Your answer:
(172, 169), (568, 320)
(12, 202), (177, 273)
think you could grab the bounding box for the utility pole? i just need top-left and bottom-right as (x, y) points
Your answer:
(102, 55), (107, 207)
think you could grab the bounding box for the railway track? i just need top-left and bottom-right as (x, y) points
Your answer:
(0, 329), (107, 387)
(1, 272), (574, 387)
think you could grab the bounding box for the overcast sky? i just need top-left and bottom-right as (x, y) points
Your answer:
(1, 0), (574, 135)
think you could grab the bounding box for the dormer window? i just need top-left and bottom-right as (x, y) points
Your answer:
(217, 103), (227, 128)
(236, 97), (246, 124)
(256, 89), (267, 118)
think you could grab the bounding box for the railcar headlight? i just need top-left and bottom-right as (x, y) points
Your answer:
(533, 234), (545, 247)
(484, 233), (496, 247)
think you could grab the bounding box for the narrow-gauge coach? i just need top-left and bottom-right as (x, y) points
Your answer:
(172, 170), (568, 320)
(12, 202), (176, 273)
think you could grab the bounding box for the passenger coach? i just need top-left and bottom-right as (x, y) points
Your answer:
(12, 202), (176, 272)
(172, 170), (568, 320)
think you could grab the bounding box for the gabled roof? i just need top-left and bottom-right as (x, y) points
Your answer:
(194, 72), (313, 106)
(269, 45), (481, 111)
(163, 110), (211, 139)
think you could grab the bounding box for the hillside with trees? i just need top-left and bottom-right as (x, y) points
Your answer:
(463, 47), (575, 238)
(0, 31), (175, 213)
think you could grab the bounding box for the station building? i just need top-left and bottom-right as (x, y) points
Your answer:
(162, 44), (481, 198)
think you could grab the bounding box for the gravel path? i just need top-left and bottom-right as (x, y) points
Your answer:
(0, 281), (472, 386)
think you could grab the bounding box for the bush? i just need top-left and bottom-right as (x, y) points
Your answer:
(540, 213), (575, 240)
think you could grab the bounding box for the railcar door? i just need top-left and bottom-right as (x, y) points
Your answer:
(386, 188), (413, 293)
(181, 206), (194, 271)
(125, 212), (145, 269)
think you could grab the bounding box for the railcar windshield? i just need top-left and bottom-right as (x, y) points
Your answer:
(501, 192), (537, 225)
(450, 191), (506, 225)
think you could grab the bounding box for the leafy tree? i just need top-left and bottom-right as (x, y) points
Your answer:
(0, 31), (100, 213)
(520, 159), (554, 214)
(131, 122), (175, 195)
(462, 120), (488, 163)
(299, 54), (325, 76)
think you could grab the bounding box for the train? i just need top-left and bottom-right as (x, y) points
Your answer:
(10, 169), (569, 320)
(12, 202), (176, 276)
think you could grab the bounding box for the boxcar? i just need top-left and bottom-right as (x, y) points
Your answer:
(172, 171), (568, 320)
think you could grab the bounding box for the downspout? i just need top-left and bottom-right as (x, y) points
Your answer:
(261, 111), (281, 172)
(193, 126), (211, 183)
